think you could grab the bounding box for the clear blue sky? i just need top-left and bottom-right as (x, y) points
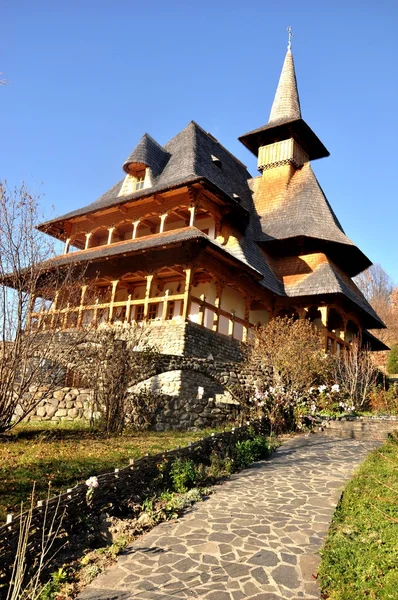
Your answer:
(1, 0), (397, 282)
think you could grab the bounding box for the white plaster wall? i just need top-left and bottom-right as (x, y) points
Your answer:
(196, 216), (216, 238)
(221, 287), (245, 319)
(249, 309), (269, 326)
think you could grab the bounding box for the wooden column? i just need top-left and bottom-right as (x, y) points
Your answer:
(37, 304), (45, 330)
(107, 227), (115, 245)
(161, 289), (170, 321)
(182, 268), (193, 320)
(197, 294), (206, 327)
(50, 291), (60, 329)
(132, 220), (140, 239)
(125, 294), (132, 323)
(77, 285), (87, 328)
(26, 294), (36, 330)
(143, 274), (154, 319)
(64, 238), (71, 254)
(84, 233), (92, 250)
(212, 282), (224, 332)
(242, 297), (251, 342)
(93, 299), (99, 327)
(319, 306), (329, 351)
(188, 206), (196, 227)
(108, 280), (119, 322)
(228, 310), (235, 338)
(159, 214), (168, 234)
(63, 303), (70, 329)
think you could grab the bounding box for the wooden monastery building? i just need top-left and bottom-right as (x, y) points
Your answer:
(31, 43), (386, 364)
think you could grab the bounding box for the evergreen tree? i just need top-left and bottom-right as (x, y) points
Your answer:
(387, 344), (398, 375)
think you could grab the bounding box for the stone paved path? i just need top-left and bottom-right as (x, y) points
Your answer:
(79, 433), (380, 600)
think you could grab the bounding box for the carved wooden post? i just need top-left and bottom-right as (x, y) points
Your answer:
(63, 303), (70, 329)
(197, 294), (206, 327)
(26, 293), (36, 330)
(50, 291), (60, 329)
(182, 268), (193, 320)
(93, 298), (99, 327)
(107, 227), (115, 245)
(132, 220), (140, 239)
(159, 214), (168, 234)
(125, 294), (132, 323)
(77, 285), (87, 328)
(84, 233), (92, 250)
(64, 238), (71, 254)
(228, 310), (235, 338)
(161, 289), (170, 321)
(242, 297), (251, 342)
(212, 281), (224, 333)
(319, 306), (328, 351)
(109, 280), (119, 322)
(188, 206), (196, 227)
(143, 274), (154, 319)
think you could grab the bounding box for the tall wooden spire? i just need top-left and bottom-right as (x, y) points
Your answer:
(269, 47), (301, 124)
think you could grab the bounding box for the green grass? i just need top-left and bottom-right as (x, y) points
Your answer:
(0, 421), (220, 523)
(318, 435), (398, 599)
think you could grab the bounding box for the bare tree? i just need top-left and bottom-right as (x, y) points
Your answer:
(355, 264), (394, 326)
(244, 317), (329, 428)
(0, 182), (87, 434)
(71, 323), (159, 435)
(333, 339), (377, 409)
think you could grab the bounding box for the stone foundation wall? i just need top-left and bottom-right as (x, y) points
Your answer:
(131, 369), (238, 430)
(23, 387), (94, 422)
(144, 321), (243, 362)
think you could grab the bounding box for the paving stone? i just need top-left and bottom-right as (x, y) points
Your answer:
(78, 433), (380, 600)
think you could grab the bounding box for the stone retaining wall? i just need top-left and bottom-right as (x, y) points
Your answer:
(22, 387), (95, 422)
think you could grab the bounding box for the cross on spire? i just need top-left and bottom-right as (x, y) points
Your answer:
(287, 26), (293, 51)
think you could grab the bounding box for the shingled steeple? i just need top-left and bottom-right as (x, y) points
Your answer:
(269, 46), (301, 124)
(239, 38), (329, 162)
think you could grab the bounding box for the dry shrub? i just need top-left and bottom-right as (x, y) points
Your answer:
(244, 316), (329, 429)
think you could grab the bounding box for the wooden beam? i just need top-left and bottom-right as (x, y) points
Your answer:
(109, 280), (119, 321)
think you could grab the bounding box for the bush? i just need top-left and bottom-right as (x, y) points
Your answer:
(387, 344), (398, 375)
(234, 435), (271, 469)
(170, 458), (199, 493)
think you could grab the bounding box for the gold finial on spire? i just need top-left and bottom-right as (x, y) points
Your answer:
(287, 26), (293, 51)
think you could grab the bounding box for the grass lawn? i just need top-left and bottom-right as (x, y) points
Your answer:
(318, 434), (398, 599)
(0, 422), (220, 523)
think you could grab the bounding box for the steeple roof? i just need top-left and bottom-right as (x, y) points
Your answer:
(239, 48), (329, 161)
(269, 49), (301, 123)
(122, 134), (170, 177)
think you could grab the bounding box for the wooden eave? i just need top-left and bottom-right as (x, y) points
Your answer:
(38, 178), (250, 243)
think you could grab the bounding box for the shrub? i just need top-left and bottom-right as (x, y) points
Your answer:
(234, 435), (271, 469)
(170, 458), (198, 493)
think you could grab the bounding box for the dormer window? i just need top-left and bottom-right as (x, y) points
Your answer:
(119, 168), (150, 197)
(211, 155), (222, 167)
(134, 169), (145, 191)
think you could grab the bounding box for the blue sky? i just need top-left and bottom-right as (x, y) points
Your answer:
(1, 0), (397, 282)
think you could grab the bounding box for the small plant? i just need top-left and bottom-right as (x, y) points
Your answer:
(170, 458), (198, 493)
(37, 568), (67, 600)
(234, 435), (271, 469)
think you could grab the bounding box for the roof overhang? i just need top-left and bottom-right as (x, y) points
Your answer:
(239, 118), (329, 161)
(362, 330), (389, 352)
(257, 236), (371, 278)
(37, 177), (249, 242)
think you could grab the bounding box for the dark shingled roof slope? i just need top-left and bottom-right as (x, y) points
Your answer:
(284, 258), (385, 329)
(39, 121), (253, 228)
(254, 162), (371, 275)
(123, 134), (170, 176)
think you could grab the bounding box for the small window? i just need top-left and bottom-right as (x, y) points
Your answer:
(135, 305), (144, 322)
(148, 303), (158, 320)
(135, 170), (145, 191)
(166, 301), (175, 320)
